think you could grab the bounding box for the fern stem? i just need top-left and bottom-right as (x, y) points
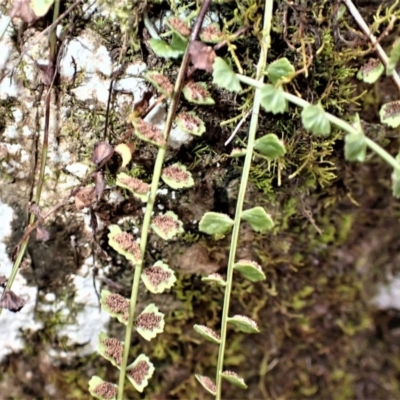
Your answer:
(236, 75), (400, 174)
(214, 0), (274, 398)
(117, 2), (212, 398)
(0, 0), (60, 314)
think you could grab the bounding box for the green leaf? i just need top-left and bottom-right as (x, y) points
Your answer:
(100, 290), (129, 325)
(212, 57), (242, 92)
(380, 101), (400, 128)
(149, 38), (183, 59)
(356, 58), (384, 83)
(392, 153), (400, 198)
(199, 212), (234, 236)
(201, 273), (226, 286)
(141, 261), (177, 293)
(175, 111), (206, 136)
(387, 39), (400, 76)
(241, 206), (274, 233)
(221, 371), (248, 389)
(301, 103), (331, 136)
(116, 172), (150, 202)
(266, 57), (295, 85)
(126, 354), (155, 393)
(193, 324), (221, 344)
(260, 84), (288, 114)
(344, 131), (366, 162)
(108, 225), (141, 263)
(97, 332), (123, 368)
(88, 376), (117, 400)
(135, 304), (165, 341)
(170, 31), (188, 53)
(230, 148), (246, 157)
(233, 260), (265, 282)
(161, 163), (194, 189)
(183, 81), (215, 105)
(195, 375), (217, 396)
(30, 0), (54, 17)
(254, 133), (286, 159)
(227, 315), (259, 333)
(151, 211), (184, 240)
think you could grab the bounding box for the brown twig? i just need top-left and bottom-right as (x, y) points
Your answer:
(343, 0), (400, 92)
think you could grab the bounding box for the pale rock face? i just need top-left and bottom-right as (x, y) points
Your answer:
(0, 202), (42, 362)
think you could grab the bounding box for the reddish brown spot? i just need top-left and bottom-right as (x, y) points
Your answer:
(199, 376), (216, 392)
(237, 259), (262, 271)
(74, 187), (96, 210)
(127, 360), (150, 384)
(135, 312), (162, 331)
(102, 337), (123, 365)
(361, 58), (381, 73)
(152, 214), (179, 235)
(168, 16), (191, 37)
(104, 293), (130, 321)
(177, 112), (201, 132)
(93, 382), (117, 399)
(113, 232), (140, 258)
(163, 165), (189, 183)
(149, 73), (173, 95)
(384, 101), (400, 118)
(143, 265), (171, 288)
(119, 176), (150, 194)
(136, 119), (166, 146)
(199, 325), (220, 340)
(185, 81), (210, 101)
(200, 24), (222, 41)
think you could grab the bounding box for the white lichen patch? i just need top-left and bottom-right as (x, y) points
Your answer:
(54, 260), (110, 357)
(373, 276), (400, 310)
(0, 201), (42, 362)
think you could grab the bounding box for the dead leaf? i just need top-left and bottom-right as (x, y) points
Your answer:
(189, 41), (216, 73)
(9, 0), (37, 23)
(36, 226), (50, 241)
(0, 290), (26, 312)
(36, 63), (55, 86)
(0, 276), (7, 287)
(74, 187), (96, 210)
(93, 171), (105, 200)
(92, 141), (114, 166)
(114, 143), (135, 168)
